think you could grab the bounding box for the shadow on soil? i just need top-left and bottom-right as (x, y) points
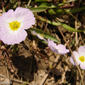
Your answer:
(11, 55), (38, 82)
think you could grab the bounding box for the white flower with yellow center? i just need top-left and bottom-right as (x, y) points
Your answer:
(0, 7), (35, 45)
(70, 46), (85, 69)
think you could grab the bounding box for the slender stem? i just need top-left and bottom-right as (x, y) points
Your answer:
(27, 0), (32, 6)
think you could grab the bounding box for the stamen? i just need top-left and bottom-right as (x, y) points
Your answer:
(79, 56), (85, 62)
(9, 21), (20, 31)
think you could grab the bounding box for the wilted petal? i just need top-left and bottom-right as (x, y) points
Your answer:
(48, 39), (59, 53)
(31, 31), (44, 40)
(56, 44), (69, 54)
(48, 40), (69, 55)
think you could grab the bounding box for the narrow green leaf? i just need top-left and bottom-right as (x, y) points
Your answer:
(30, 5), (85, 14)
(30, 5), (56, 12)
(57, 22), (83, 32)
(65, 6), (85, 14)
(39, 3), (49, 7)
(35, 0), (48, 2)
(30, 28), (60, 43)
(30, 7), (47, 12)
(48, 9), (56, 15)
(37, 16), (85, 32)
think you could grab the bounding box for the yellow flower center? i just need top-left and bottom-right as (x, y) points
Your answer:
(9, 21), (20, 31)
(79, 56), (85, 62)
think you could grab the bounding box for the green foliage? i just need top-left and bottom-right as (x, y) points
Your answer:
(37, 16), (85, 32)
(35, 0), (49, 2)
(30, 3), (55, 12)
(31, 28), (60, 43)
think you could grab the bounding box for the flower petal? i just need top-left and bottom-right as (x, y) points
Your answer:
(56, 44), (69, 54)
(15, 7), (35, 29)
(80, 63), (85, 70)
(72, 51), (80, 65)
(0, 28), (27, 45)
(70, 57), (75, 65)
(48, 40), (69, 55)
(78, 46), (85, 56)
(2, 9), (15, 23)
(2, 9), (14, 18)
(48, 39), (58, 53)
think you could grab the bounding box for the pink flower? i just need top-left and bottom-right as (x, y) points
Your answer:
(48, 39), (69, 55)
(0, 7), (35, 45)
(70, 46), (85, 70)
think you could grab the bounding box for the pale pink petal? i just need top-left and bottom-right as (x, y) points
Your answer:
(56, 44), (69, 54)
(15, 7), (33, 17)
(0, 10), (14, 28)
(48, 39), (58, 53)
(48, 40), (69, 55)
(72, 51), (80, 65)
(14, 7), (35, 29)
(70, 51), (80, 65)
(0, 16), (6, 27)
(2, 9), (14, 18)
(80, 63), (85, 70)
(78, 46), (85, 56)
(70, 57), (75, 65)
(73, 51), (80, 58)
(48, 39), (58, 48)
(0, 29), (27, 45)
(2, 9), (15, 22)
